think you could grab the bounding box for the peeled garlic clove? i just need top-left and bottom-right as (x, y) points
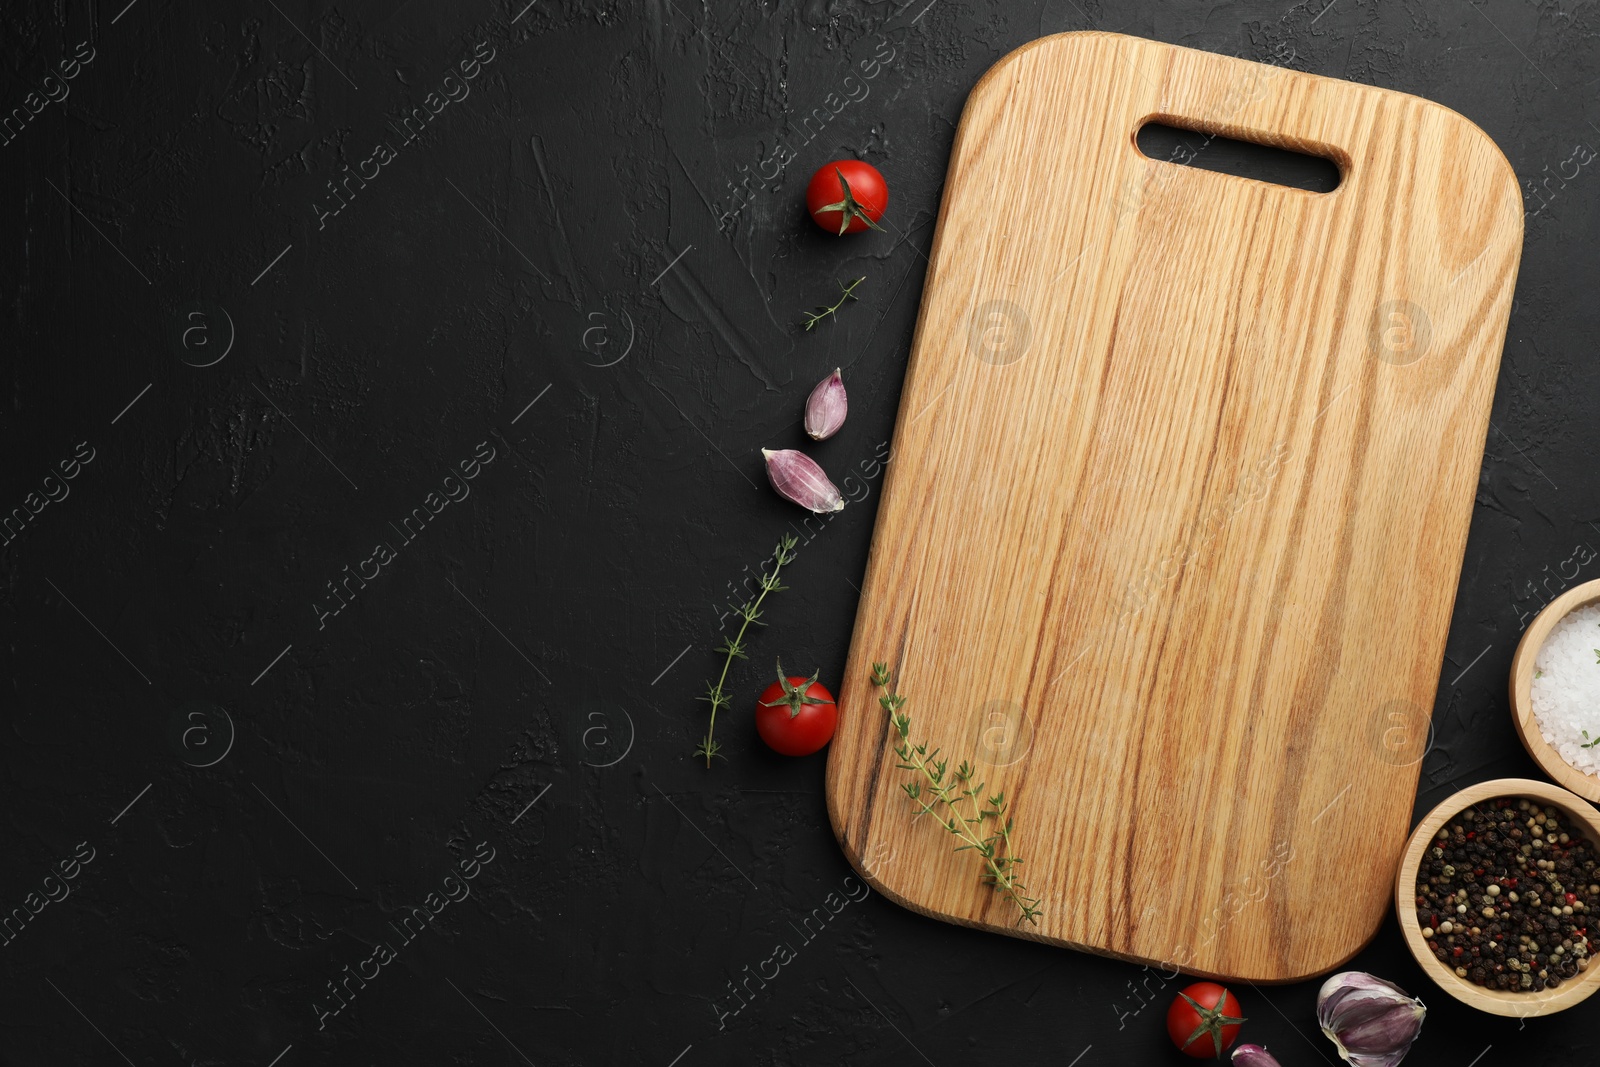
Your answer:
(1231, 1045), (1283, 1067)
(1316, 972), (1426, 1067)
(762, 448), (845, 513)
(804, 368), (848, 440)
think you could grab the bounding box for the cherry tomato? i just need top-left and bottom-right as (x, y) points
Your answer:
(1166, 982), (1246, 1059)
(805, 160), (888, 235)
(755, 661), (838, 756)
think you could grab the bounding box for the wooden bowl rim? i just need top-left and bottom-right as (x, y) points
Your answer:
(1394, 777), (1600, 1016)
(1509, 578), (1600, 803)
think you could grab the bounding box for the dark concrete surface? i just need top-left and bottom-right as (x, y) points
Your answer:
(1, 1), (1597, 1063)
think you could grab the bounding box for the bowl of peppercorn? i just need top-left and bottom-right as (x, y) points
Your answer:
(1395, 778), (1600, 1016)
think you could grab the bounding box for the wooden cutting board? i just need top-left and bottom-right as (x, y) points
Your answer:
(826, 32), (1521, 983)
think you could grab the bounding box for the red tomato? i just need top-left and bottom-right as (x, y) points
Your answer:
(755, 662), (838, 756)
(1166, 982), (1246, 1059)
(805, 160), (888, 235)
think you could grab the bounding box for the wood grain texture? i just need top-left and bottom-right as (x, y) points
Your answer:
(1511, 579), (1600, 802)
(1394, 779), (1600, 1016)
(825, 32), (1523, 983)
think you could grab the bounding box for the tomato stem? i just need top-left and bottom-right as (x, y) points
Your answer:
(817, 168), (886, 235)
(1177, 990), (1247, 1059)
(759, 660), (829, 718)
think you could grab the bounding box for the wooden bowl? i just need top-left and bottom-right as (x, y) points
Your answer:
(1510, 578), (1600, 802)
(1394, 778), (1600, 1016)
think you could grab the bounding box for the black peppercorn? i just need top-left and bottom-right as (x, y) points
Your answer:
(1412, 798), (1598, 993)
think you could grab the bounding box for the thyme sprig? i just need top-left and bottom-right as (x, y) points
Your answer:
(695, 534), (800, 767)
(871, 662), (1043, 925)
(801, 276), (865, 331)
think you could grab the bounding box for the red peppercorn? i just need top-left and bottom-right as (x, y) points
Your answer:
(1567, 893), (1578, 904)
(1453, 946), (1464, 957)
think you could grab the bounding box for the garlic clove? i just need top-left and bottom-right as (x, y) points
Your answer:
(1230, 1044), (1283, 1067)
(1345, 1052), (1415, 1067)
(1338, 1014), (1426, 1067)
(804, 368), (848, 440)
(762, 448), (845, 514)
(1316, 972), (1426, 1067)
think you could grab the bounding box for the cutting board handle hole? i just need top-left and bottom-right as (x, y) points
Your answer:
(1135, 121), (1342, 193)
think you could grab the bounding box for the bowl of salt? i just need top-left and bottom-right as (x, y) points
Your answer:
(1511, 578), (1600, 802)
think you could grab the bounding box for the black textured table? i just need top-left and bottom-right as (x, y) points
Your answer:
(3, 2), (1596, 1064)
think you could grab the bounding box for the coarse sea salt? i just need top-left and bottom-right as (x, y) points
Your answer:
(1531, 603), (1600, 777)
